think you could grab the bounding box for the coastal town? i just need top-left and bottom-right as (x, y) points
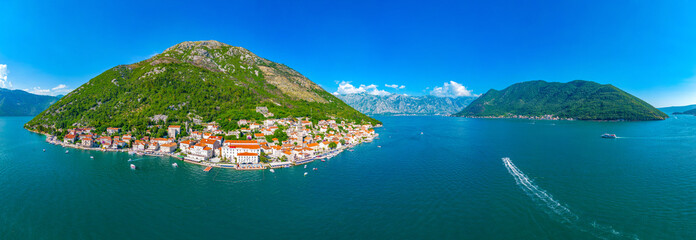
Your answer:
(47, 114), (379, 170)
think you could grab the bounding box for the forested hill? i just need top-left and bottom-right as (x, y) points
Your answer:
(454, 80), (667, 121)
(0, 88), (59, 116)
(26, 40), (378, 131)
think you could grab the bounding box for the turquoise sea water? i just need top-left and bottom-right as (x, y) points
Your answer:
(1, 116), (695, 239)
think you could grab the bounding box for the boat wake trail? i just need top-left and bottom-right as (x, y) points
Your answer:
(502, 157), (639, 240)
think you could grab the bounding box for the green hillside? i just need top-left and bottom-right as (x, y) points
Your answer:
(455, 80), (667, 121)
(25, 40), (379, 131)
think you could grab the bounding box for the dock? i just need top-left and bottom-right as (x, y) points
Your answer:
(204, 166), (213, 172)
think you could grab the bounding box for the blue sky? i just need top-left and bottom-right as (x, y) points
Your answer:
(2, 0), (696, 107)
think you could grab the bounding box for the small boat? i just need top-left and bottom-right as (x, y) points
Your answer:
(43, 149), (46, 152)
(90, 156), (94, 159)
(172, 163), (178, 167)
(304, 172), (308, 176)
(313, 168), (318, 171)
(130, 164), (136, 170)
(270, 169), (275, 173)
(420, 132), (423, 135)
(378, 145), (381, 148)
(601, 133), (617, 139)
(321, 159), (325, 162)
(65, 150), (69, 154)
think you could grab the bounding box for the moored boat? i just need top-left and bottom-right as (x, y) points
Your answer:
(172, 163), (178, 167)
(130, 164), (136, 170)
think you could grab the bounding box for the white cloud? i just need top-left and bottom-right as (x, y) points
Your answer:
(333, 81), (392, 96)
(334, 81), (366, 95)
(429, 81), (476, 98)
(52, 84), (67, 91)
(29, 87), (51, 95)
(28, 84), (72, 96)
(369, 88), (392, 96)
(0, 64), (12, 89)
(385, 84), (406, 89)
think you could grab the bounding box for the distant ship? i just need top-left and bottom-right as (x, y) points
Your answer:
(601, 133), (617, 139)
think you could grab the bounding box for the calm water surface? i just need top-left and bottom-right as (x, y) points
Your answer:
(0, 116), (695, 239)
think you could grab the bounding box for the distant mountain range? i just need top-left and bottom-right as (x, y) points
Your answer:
(658, 104), (696, 115)
(0, 88), (60, 116)
(672, 108), (696, 116)
(455, 80), (667, 121)
(336, 93), (476, 116)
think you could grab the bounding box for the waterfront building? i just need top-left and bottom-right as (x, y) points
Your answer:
(64, 134), (77, 143)
(159, 143), (177, 153)
(236, 152), (259, 164)
(167, 125), (181, 138)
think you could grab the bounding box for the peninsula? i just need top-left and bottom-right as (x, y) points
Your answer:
(454, 80), (668, 121)
(25, 40), (380, 169)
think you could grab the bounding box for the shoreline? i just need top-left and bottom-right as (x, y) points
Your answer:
(31, 129), (367, 171)
(459, 116), (667, 122)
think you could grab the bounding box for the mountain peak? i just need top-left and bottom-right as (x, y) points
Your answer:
(165, 40), (230, 52)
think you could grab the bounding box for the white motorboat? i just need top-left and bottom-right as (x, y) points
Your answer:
(172, 163), (178, 167)
(130, 164), (136, 170)
(304, 172), (308, 176)
(270, 169), (275, 173)
(601, 133), (618, 139)
(65, 150), (69, 154)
